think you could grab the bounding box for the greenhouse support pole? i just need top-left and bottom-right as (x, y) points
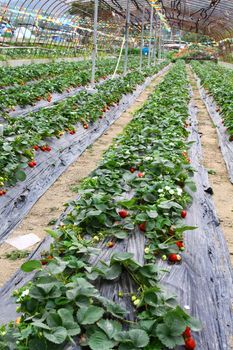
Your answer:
(153, 15), (157, 66)
(158, 20), (162, 60)
(139, 4), (145, 71)
(91, 0), (99, 85)
(124, 0), (131, 75)
(148, 6), (154, 67)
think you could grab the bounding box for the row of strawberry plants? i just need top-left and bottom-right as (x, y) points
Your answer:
(191, 61), (233, 140)
(0, 57), (143, 110)
(0, 62), (167, 191)
(0, 61), (200, 350)
(0, 60), (92, 88)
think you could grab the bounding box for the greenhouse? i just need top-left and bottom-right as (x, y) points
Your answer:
(0, 0), (232, 349)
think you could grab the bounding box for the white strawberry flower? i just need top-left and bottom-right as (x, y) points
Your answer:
(21, 289), (29, 297)
(177, 187), (183, 196)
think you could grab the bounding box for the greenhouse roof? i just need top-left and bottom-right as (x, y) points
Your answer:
(92, 0), (233, 40)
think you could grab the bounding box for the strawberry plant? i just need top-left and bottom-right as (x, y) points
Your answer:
(0, 62), (167, 187)
(191, 61), (233, 140)
(0, 57), (149, 110)
(0, 62), (201, 349)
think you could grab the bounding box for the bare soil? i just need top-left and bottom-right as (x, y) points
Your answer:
(187, 66), (233, 265)
(0, 69), (169, 287)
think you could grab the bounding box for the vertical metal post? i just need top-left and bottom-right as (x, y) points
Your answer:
(153, 14), (157, 65)
(158, 19), (162, 60)
(91, 0), (99, 85)
(148, 5), (153, 67)
(139, 4), (145, 71)
(124, 0), (130, 75)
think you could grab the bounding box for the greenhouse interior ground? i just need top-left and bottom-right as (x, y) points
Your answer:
(0, 0), (233, 349)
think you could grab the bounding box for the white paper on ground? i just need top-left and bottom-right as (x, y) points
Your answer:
(5, 234), (41, 250)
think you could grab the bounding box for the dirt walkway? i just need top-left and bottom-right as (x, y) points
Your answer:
(0, 68), (169, 287)
(187, 66), (233, 265)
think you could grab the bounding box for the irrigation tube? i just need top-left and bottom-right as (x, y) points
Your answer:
(112, 36), (126, 79)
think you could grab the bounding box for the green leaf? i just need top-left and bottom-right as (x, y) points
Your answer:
(136, 213), (148, 222)
(146, 210), (158, 219)
(155, 324), (184, 349)
(77, 305), (104, 325)
(105, 300), (127, 319)
(128, 329), (149, 348)
(117, 198), (136, 209)
(97, 319), (122, 339)
(47, 260), (67, 275)
(57, 308), (74, 324)
(110, 252), (134, 263)
(43, 326), (67, 344)
(113, 230), (128, 239)
(47, 312), (61, 328)
(15, 169), (26, 181)
(86, 210), (102, 217)
(139, 319), (156, 332)
(88, 330), (115, 350)
(158, 201), (182, 210)
(21, 260), (42, 272)
(187, 316), (202, 331)
(31, 321), (51, 330)
(103, 263), (122, 280)
(175, 226), (197, 234)
(45, 229), (58, 238)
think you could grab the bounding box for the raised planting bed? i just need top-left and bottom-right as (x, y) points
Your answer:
(0, 57), (144, 112)
(191, 61), (233, 183)
(0, 62), (169, 242)
(0, 61), (232, 350)
(0, 61), (203, 350)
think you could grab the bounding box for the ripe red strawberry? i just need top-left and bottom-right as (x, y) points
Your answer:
(47, 94), (52, 102)
(130, 167), (136, 173)
(40, 145), (47, 152)
(69, 130), (76, 135)
(28, 161), (37, 168)
(176, 241), (184, 250)
(185, 337), (196, 350)
(181, 210), (187, 218)
(33, 145), (39, 151)
(139, 222), (146, 232)
(137, 172), (144, 178)
(45, 146), (51, 152)
(0, 190), (6, 196)
(183, 327), (192, 339)
(168, 253), (182, 262)
(119, 209), (128, 218)
(107, 241), (115, 248)
(83, 124), (89, 129)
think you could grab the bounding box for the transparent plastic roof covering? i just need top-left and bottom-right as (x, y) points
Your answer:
(0, 0), (232, 45)
(92, 0), (233, 40)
